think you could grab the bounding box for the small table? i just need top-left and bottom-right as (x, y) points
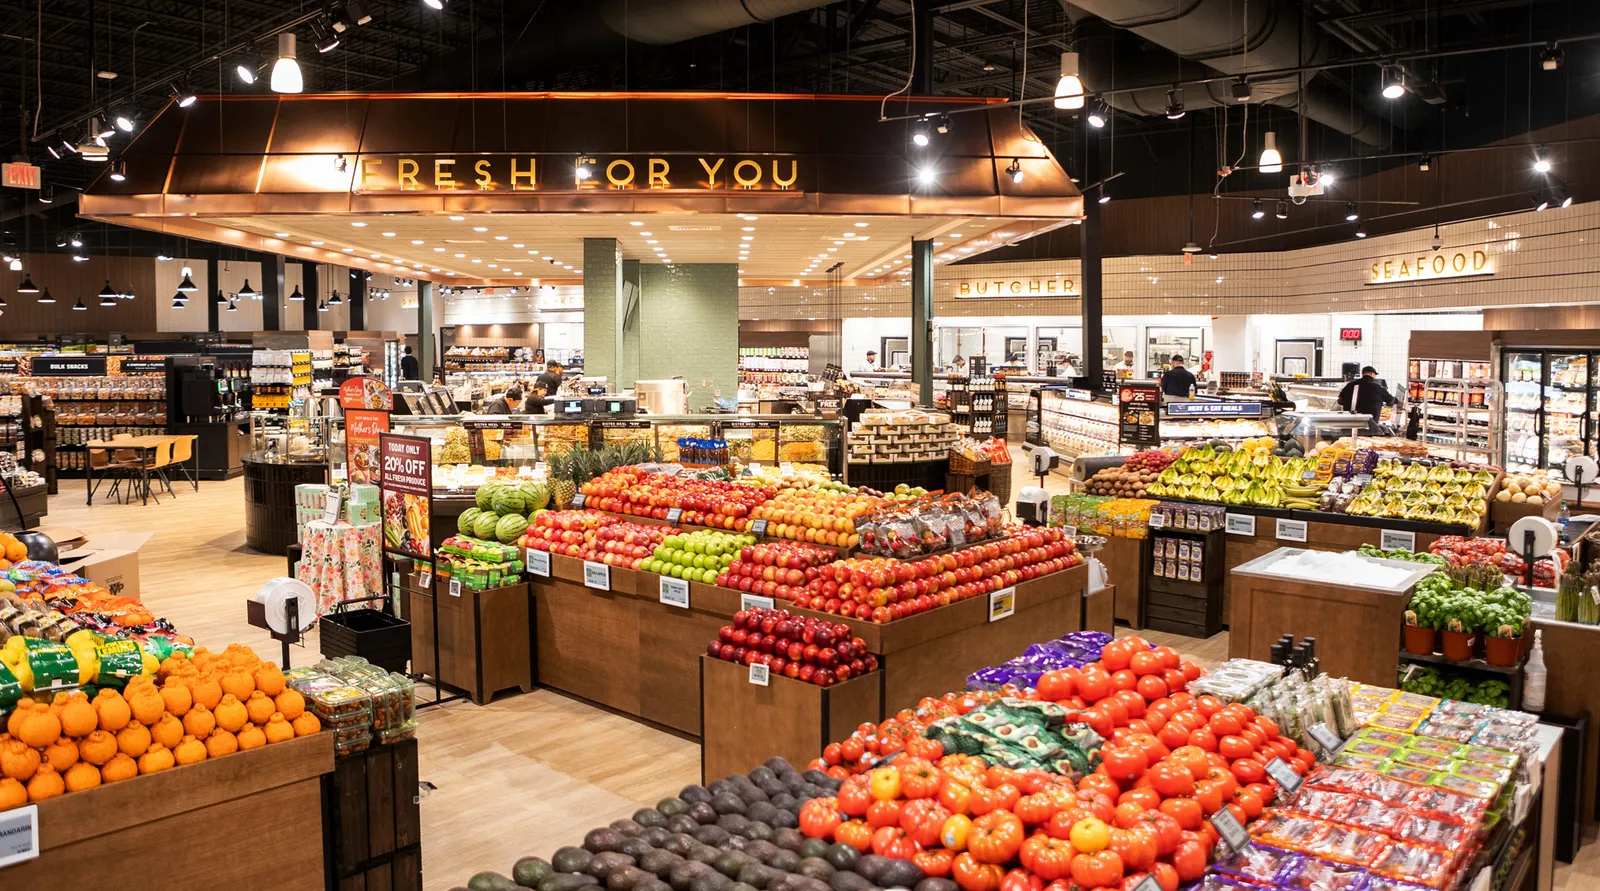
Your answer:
(85, 435), (199, 505)
(296, 519), (383, 617)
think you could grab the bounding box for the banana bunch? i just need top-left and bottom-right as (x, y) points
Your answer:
(1280, 477), (1327, 509)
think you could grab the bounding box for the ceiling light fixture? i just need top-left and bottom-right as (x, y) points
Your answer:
(1355, 224), (1367, 238)
(910, 119), (931, 148)
(1259, 131), (1283, 173)
(114, 111), (135, 132)
(1344, 202), (1359, 221)
(72, 296), (86, 311)
(1231, 78), (1252, 103)
(37, 288), (54, 304)
(1540, 43), (1562, 71)
(936, 114), (953, 135)
(237, 280), (258, 299)
(1380, 64), (1406, 99)
(216, 288), (228, 305)
(226, 297), (239, 312)
(1086, 99), (1108, 129)
(1418, 154), (1431, 172)
(310, 17), (341, 53)
(1251, 198), (1265, 220)
(236, 59), (257, 84)
(108, 160), (127, 182)
(917, 165), (937, 186)
(1007, 159), (1023, 184)
(1275, 199), (1289, 219)
(1097, 192), (1110, 205)
(328, 289), (343, 306)
(1557, 187), (1574, 208)
(288, 285), (304, 301)
(424, 0), (447, 8)
(177, 271), (198, 292)
(1165, 88), (1185, 120)
(170, 82), (198, 108)
(1533, 147), (1552, 173)
(16, 274), (39, 294)
(1053, 52), (1084, 110)
(271, 33), (304, 94)
(1181, 241), (1202, 254)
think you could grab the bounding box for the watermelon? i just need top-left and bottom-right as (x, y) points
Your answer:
(495, 513), (529, 543)
(458, 507), (482, 535)
(493, 486), (527, 515)
(476, 483), (499, 511)
(473, 511), (501, 540)
(520, 482), (550, 512)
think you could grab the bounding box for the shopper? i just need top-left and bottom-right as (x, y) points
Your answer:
(1338, 365), (1397, 423)
(400, 345), (420, 380)
(1160, 354), (1197, 398)
(482, 386), (523, 415)
(858, 350), (878, 372)
(535, 361), (565, 399)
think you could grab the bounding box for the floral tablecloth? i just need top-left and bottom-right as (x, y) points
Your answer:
(297, 520), (383, 616)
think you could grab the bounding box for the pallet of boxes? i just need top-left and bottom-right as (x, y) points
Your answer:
(847, 410), (960, 464)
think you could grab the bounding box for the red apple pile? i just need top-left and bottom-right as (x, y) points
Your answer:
(579, 467), (774, 530)
(519, 510), (668, 568)
(1125, 449), (1179, 472)
(714, 541), (841, 600)
(707, 607), (879, 686)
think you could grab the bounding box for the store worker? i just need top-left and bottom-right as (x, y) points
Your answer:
(858, 350), (878, 372)
(400, 345), (420, 380)
(482, 386), (523, 415)
(535, 361), (565, 399)
(524, 384), (554, 416)
(949, 355), (968, 374)
(1338, 365), (1397, 423)
(1119, 350), (1136, 370)
(1160, 354), (1197, 398)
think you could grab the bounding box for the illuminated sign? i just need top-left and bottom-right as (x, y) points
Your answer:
(1366, 250), (1492, 285)
(2, 162), (41, 189)
(354, 154), (805, 193)
(1339, 328), (1363, 342)
(956, 277), (1079, 298)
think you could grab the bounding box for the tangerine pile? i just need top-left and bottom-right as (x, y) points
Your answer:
(748, 488), (881, 547)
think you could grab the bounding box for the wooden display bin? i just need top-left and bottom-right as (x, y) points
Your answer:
(1490, 497), (1560, 534)
(409, 575), (533, 705)
(6, 732), (333, 891)
(700, 654), (881, 782)
(1084, 584), (1115, 635)
(325, 738), (422, 891)
(1098, 535), (1149, 627)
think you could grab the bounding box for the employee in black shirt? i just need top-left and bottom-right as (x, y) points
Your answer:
(1338, 366), (1396, 422)
(400, 346), (420, 380)
(1160, 354), (1197, 398)
(482, 386), (523, 415)
(535, 361), (565, 400)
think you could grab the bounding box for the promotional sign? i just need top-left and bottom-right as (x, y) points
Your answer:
(345, 410), (392, 486)
(1117, 382), (1161, 448)
(355, 153), (809, 194)
(1164, 401), (1264, 418)
(379, 434), (432, 559)
(339, 375), (394, 411)
(120, 358), (168, 374)
(33, 356), (107, 376)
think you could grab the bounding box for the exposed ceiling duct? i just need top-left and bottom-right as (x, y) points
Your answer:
(1066, 0), (1388, 147)
(600, 0), (836, 45)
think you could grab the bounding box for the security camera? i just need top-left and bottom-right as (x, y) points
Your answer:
(1431, 234), (1443, 252)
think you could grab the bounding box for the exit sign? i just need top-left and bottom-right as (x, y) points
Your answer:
(1339, 328), (1363, 342)
(1, 163), (41, 190)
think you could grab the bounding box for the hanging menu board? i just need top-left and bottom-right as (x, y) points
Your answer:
(1117, 382), (1161, 447)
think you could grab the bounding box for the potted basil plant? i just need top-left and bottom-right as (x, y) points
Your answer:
(1438, 592), (1480, 662)
(1482, 586), (1532, 667)
(1403, 576), (1448, 655)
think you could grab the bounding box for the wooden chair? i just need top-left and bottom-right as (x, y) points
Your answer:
(169, 435), (198, 492)
(93, 436), (145, 504)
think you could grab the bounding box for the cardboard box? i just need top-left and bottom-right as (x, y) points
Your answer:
(40, 527), (154, 599)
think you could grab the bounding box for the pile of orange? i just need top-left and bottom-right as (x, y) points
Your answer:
(748, 488), (881, 547)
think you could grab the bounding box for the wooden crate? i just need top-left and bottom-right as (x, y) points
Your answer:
(1490, 496), (1560, 534)
(1227, 566), (1413, 686)
(700, 655), (881, 782)
(1098, 535), (1149, 627)
(6, 733), (332, 891)
(409, 577), (533, 705)
(325, 738), (422, 891)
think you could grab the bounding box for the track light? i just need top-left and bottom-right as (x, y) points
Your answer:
(1557, 187), (1573, 208)
(1165, 88), (1185, 120)
(910, 119), (931, 148)
(1533, 147), (1552, 174)
(936, 115), (953, 135)
(61, 138), (77, 156)
(1097, 191), (1111, 205)
(917, 165), (937, 186)
(108, 160), (127, 182)
(95, 117), (114, 139)
(1418, 154), (1431, 172)
(1086, 100), (1107, 129)
(38, 184), (54, 204)
(1345, 202), (1359, 222)
(1053, 52), (1084, 110)
(1251, 198), (1265, 220)
(1232, 79), (1252, 103)
(1532, 190), (1549, 211)
(1259, 132), (1282, 173)
(70, 232), (83, 248)
(236, 60), (257, 84)
(37, 288), (55, 304)
(72, 255), (87, 263)
(237, 279), (258, 300)
(72, 297), (86, 311)
(310, 17), (341, 53)
(16, 275), (38, 294)
(1380, 65), (1405, 99)
(1355, 224), (1368, 238)
(177, 271), (197, 292)
(114, 112), (135, 133)
(45, 145), (60, 160)
(1540, 43), (1562, 71)
(289, 285), (304, 301)
(171, 82), (197, 107)
(1006, 159), (1023, 184)
(1275, 199), (1288, 220)
(424, 0), (447, 8)
(271, 33), (304, 94)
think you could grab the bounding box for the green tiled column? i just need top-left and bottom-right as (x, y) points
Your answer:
(639, 263), (738, 411)
(582, 238), (623, 382)
(621, 260), (642, 387)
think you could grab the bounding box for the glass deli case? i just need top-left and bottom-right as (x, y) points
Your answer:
(1034, 387), (1121, 457)
(1504, 349), (1589, 476)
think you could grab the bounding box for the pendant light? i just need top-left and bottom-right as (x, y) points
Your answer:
(98, 280), (119, 305)
(177, 270), (198, 292)
(16, 274), (39, 294)
(1053, 52), (1084, 110)
(317, 298), (329, 313)
(237, 279), (258, 300)
(270, 33), (304, 94)
(328, 289), (343, 306)
(37, 288), (55, 304)
(172, 295), (185, 309)
(72, 296), (87, 311)
(288, 284), (304, 301)
(216, 288), (228, 305)
(227, 296), (239, 312)
(1259, 132), (1283, 173)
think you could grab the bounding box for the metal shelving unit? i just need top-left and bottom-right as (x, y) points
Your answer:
(1417, 377), (1503, 467)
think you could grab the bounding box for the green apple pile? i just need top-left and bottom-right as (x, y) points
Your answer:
(645, 530), (757, 583)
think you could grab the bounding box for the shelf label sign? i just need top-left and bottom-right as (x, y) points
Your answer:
(1265, 758), (1303, 796)
(666, 507), (683, 524)
(1211, 806), (1250, 854)
(0, 803), (40, 868)
(323, 486), (344, 525)
(748, 662), (770, 686)
(448, 578), (463, 598)
(750, 519), (769, 537)
(1165, 401), (1264, 418)
(660, 575), (690, 608)
(526, 549), (551, 577)
(741, 593), (775, 612)
(571, 493), (586, 508)
(1276, 518), (1308, 543)
(583, 561), (611, 591)
(1148, 512), (1167, 529)
(1380, 529), (1416, 551)
(416, 570), (432, 590)
(989, 587), (1017, 622)
(1308, 723), (1343, 756)
(1225, 513), (1256, 536)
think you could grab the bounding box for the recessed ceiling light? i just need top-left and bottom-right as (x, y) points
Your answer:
(434, 247), (445, 252)
(513, 243), (524, 248)
(311, 240), (324, 246)
(351, 221), (366, 227)
(933, 241), (944, 247)
(454, 253), (466, 258)
(431, 267), (441, 272)
(494, 235), (507, 241)
(741, 227), (755, 232)
(449, 215), (465, 221)
(369, 251), (381, 257)
(833, 240), (844, 245)
(741, 215), (758, 220)
(412, 239), (424, 245)
(630, 221), (643, 226)
(471, 259), (482, 263)
(950, 233), (962, 238)
(382, 231), (396, 237)
(639, 231), (652, 236)
(827, 247), (837, 252)
(274, 232), (290, 237)
(646, 239), (658, 244)
(473, 226), (488, 232)
(342, 247), (355, 252)
(742, 236), (754, 241)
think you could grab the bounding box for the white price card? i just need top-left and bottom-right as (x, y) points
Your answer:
(583, 560), (611, 591)
(741, 593), (775, 612)
(1276, 518), (1308, 542)
(750, 519), (770, 536)
(448, 578), (462, 598)
(1380, 529), (1416, 551)
(1265, 757), (1303, 796)
(1225, 513), (1256, 536)
(666, 507), (683, 524)
(780, 462), (795, 476)
(417, 570), (433, 590)
(748, 662), (770, 686)
(1148, 512), (1167, 529)
(526, 549), (551, 578)
(1211, 806), (1250, 853)
(748, 463), (763, 476)
(517, 465), (534, 478)
(1308, 722), (1342, 755)
(0, 803), (40, 868)
(988, 587), (1017, 622)
(659, 575), (690, 608)
(323, 488), (343, 525)
(571, 493), (587, 508)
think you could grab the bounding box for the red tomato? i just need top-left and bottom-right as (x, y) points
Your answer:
(1152, 646), (1181, 670)
(1235, 788), (1266, 819)
(1195, 695), (1223, 717)
(871, 826), (922, 860)
(1156, 721), (1191, 750)
(967, 811), (1025, 864)
(1037, 668), (1079, 703)
(1100, 696), (1130, 727)
(1231, 758), (1266, 786)
(1126, 733), (1170, 765)
(867, 799), (904, 828)
(1160, 669), (1188, 695)
(1076, 789), (1118, 824)
(1171, 840), (1208, 883)
(1186, 726), (1219, 752)
(1113, 689), (1147, 720)
(1019, 836), (1077, 881)
(1113, 800), (1146, 828)
(1169, 692), (1196, 711)
(1148, 862), (1180, 891)
(1245, 782), (1275, 804)
(914, 848), (955, 878)
(1207, 712), (1244, 737)
(1145, 699), (1176, 723)
(1192, 779), (1226, 815)
(1078, 773), (1122, 803)
(1099, 640), (1134, 672)
(838, 775), (872, 816)
(1000, 869), (1043, 891)
(1179, 660), (1202, 682)
(1129, 649), (1163, 677)
(1113, 824), (1158, 872)
(1101, 745), (1148, 783)
(953, 853), (1006, 891)
(1147, 762), (1195, 798)
(1109, 670), (1139, 693)
(1136, 810), (1182, 856)
(1119, 787), (1162, 811)
(1078, 671), (1112, 704)
(1076, 706), (1115, 740)
(1254, 716), (1280, 740)
(939, 781), (972, 815)
(1169, 746), (1212, 780)
(1239, 725), (1268, 750)
(1217, 735), (1254, 760)
(1158, 796), (1202, 829)
(901, 799), (954, 847)
(836, 819), (874, 852)
(1070, 850), (1125, 889)
(1014, 793), (1058, 827)
(1169, 710), (1205, 732)
(1141, 709), (1168, 733)
(1126, 719), (1152, 736)
(1135, 675), (1168, 702)
(800, 797), (844, 839)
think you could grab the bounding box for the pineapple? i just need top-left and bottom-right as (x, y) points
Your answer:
(548, 448), (578, 509)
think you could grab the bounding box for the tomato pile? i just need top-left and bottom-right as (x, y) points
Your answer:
(1428, 536), (1566, 584)
(797, 637), (1321, 891)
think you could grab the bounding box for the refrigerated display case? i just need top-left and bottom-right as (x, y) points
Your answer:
(1503, 350), (1589, 476)
(1033, 386), (1121, 457)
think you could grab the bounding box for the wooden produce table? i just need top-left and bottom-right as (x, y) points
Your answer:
(7, 732), (333, 891)
(788, 563), (1090, 716)
(1084, 584), (1115, 635)
(409, 576), (533, 704)
(700, 654), (881, 782)
(1529, 617), (1600, 830)
(1227, 548), (1440, 685)
(1099, 535), (1149, 627)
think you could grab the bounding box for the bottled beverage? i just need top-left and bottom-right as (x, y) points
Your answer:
(1523, 629), (1546, 712)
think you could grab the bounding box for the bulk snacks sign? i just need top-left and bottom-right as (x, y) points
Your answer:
(1366, 249), (1492, 285)
(355, 154), (807, 193)
(379, 433), (432, 560)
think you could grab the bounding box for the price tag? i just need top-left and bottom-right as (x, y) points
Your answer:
(1133, 876), (1162, 891)
(949, 526), (967, 548)
(1276, 518), (1308, 542)
(1148, 513), (1167, 529)
(323, 488), (343, 525)
(417, 570), (433, 590)
(989, 587), (1016, 622)
(748, 662), (770, 686)
(750, 518), (769, 536)
(571, 493), (587, 508)
(1308, 723), (1342, 756)
(741, 593), (775, 611)
(517, 465), (534, 478)
(1225, 513), (1256, 536)
(666, 507), (683, 524)
(1265, 757), (1303, 796)
(448, 578), (462, 598)
(1380, 529), (1416, 551)
(660, 575), (690, 608)
(583, 560), (611, 591)
(527, 549), (551, 578)
(0, 803), (40, 868)
(749, 463), (763, 476)
(780, 462), (795, 476)
(1301, 470), (1318, 481)
(1212, 806), (1251, 853)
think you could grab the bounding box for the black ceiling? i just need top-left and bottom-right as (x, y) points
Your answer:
(3, 0), (1598, 257)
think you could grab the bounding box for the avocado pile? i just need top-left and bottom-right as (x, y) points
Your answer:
(460, 758), (947, 891)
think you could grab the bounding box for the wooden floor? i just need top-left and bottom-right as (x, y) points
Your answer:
(40, 476), (1600, 890)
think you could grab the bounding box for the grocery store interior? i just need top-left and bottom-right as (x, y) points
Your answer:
(3, 1), (1600, 890)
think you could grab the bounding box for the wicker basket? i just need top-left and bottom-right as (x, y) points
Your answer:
(988, 468), (1014, 507)
(949, 450), (990, 476)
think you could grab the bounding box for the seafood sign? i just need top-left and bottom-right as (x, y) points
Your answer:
(380, 434), (432, 559)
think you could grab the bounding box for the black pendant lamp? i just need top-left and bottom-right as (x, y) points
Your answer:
(316, 298), (329, 313)
(16, 274), (38, 294)
(237, 279), (258, 300)
(98, 280), (118, 307)
(37, 288), (55, 304)
(72, 296), (87, 311)
(216, 288), (228, 305)
(177, 271), (198, 292)
(288, 284), (304, 302)
(227, 296), (239, 312)
(327, 289), (343, 306)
